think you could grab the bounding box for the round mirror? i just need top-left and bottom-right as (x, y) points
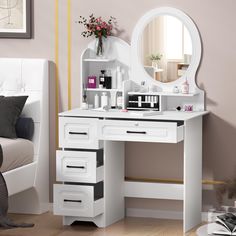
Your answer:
(140, 15), (192, 83)
(131, 7), (201, 89)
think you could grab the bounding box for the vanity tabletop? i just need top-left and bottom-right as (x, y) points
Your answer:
(59, 109), (209, 121)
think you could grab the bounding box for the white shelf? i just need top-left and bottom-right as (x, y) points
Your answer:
(128, 91), (199, 97)
(86, 88), (122, 92)
(83, 58), (115, 62)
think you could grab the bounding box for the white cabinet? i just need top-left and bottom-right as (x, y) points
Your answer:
(54, 183), (104, 218)
(56, 150), (104, 183)
(55, 117), (105, 222)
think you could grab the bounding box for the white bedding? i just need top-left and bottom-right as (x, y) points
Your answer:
(0, 137), (34, 173)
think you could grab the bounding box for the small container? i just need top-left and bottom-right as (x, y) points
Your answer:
(87, 76), (96, 88)
(117, 95), (123, 109)
(101, 92), (108, 108)
(81, 102), (88, 110)
(99, 70), (106, 88)
(184, 104), (193, 111)
(181, 79), (189, 94)
(173, 86), (179, 93)
(94, 94), (99, 108)
(88, 104), (93, 109)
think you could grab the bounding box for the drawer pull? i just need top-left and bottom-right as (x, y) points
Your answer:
(66, 165), (85, 169)
(126, 131), (146, 134)
(69, 131), (88, 135)
(64, 199), (82, 203)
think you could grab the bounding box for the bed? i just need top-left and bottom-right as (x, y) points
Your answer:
(0, 58), (49, 214)
(0, 138), (34, 173)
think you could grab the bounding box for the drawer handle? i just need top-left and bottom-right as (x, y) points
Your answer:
(66, 165), (85, 169)
(69, 131), (88, 135)
(126, 131), (146, 134)
(64, 199), (82, 203)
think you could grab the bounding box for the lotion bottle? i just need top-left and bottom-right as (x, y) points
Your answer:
(101, 92), (108, 108)
(111, 68), (117, 89)
(94, 94), (99, 108)
(181, 78), (189, 94)
(116, 66), (123, 89)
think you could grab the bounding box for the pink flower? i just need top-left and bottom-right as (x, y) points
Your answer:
(96, 26), (101, 31)
(96, 17), (102, 23)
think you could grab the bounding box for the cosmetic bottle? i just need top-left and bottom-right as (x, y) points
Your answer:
(173, 86), (179, 93)
(117, 95), (123, 109)
(105, 69), (112, 89)
(111, 68), (117, 89)
(181, 79), (189, 94)
(94, 94), (99, 108)
(87, 75), (96, 88)
(101, 92), (108, 108)
(116, 66), (123, 89)
(99, 70), (106, 88)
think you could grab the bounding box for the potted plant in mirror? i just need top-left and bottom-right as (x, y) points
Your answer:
(149, 53), (163, 68)
(77, 14), (117, 58)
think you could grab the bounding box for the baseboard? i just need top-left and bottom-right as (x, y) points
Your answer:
(49, 203), (209, 221)
(126, 208), (209, 221)
(48, 202), (53, 212)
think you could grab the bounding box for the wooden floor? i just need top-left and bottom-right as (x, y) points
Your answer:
(0, 212), (200, 236)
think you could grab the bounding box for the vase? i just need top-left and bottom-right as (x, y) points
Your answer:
(95, 37), (110, 58)
(152, 60), (159, 69)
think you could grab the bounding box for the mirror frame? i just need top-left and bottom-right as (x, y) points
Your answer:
(131, 7), (202, 91)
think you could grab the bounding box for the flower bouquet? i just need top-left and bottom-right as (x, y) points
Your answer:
(77, 14), (117, 56)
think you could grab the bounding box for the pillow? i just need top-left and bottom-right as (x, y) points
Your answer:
(15, 117), (34, 140)
(0, 96), (28, 138)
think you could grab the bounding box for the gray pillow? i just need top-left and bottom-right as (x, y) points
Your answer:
(15, 117), (34, 140)
(0, 96), (28, 138)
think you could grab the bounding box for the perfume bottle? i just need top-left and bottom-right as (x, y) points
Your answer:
(87, 75), (96, 88)
(99, 70), (106, 88)
(105, 69), (112, 89)
(181, 79), (189, 94)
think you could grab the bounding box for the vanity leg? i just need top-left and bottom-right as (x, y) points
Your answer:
(103, 141), (125, 226)
(184, 116), (202, 232)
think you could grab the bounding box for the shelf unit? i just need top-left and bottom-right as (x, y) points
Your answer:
(81, 37), (131, 109)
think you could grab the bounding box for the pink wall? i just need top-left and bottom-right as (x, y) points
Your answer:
(0, 0), (235, 211)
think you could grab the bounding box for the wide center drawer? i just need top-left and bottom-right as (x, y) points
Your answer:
(98, 120), (184, 143)
(54, 183), (104, 218)
(56, 150), (104, 183)
(59, 117), (102, 149)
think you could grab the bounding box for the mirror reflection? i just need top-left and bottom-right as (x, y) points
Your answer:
(140, 15), (192, 83)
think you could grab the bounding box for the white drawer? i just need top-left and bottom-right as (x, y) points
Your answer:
(99, 120), (184, 143)
(54, 183), (104, 217)
(56, 150), (104, 183)
(59, 117), (102, 149)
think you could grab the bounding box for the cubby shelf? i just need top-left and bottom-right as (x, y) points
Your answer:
(86, 88), (122, 92)
(128, 91), (199, 97)
(83, 58), (115, 62)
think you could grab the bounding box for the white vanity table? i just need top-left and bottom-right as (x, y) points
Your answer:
(54, 7), (208, 233)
